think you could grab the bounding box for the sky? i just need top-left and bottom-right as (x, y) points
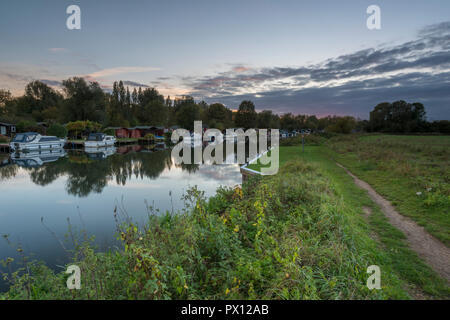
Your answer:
(0, 0), (449, 119)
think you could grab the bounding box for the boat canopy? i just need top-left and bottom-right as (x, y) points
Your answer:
(12, 132), (38, 143)
(87, 133), (106, 141)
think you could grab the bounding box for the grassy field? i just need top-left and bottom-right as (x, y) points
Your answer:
(326, 134), (450, 245)
(247, 137), (449, 298)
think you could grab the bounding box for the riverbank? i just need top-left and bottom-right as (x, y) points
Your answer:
(2, 135), (448, 299)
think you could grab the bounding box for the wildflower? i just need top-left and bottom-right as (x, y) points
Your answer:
(416, 192), (422, 196)
(427, 187), (432, 192)
(225, 288), (230, 295)
(234, 225), (240, 232)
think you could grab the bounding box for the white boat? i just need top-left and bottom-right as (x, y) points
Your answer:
(10, 132), (66, 152)
(84, 133), (116, 148)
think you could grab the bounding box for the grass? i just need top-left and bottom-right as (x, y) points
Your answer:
(117, 138), (139, 143)
(249, 141), (449, 298)
(3, 154), (423, 300)
(326, 134), (450, 245)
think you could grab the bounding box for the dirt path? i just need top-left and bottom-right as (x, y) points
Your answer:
(336, 163), (450, 283)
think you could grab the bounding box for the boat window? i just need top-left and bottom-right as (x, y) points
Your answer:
(12, 134), (25, 142)
(26, 134), (37, 142)
(87, 134), (104, 141)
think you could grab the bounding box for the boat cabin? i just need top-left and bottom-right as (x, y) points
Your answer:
(87, 133), (107, 141)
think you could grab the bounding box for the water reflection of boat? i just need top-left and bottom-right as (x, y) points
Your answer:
(154, 142), (167, 151)
(10, 132), (65, 152)
(10, 149), (67, 168)
(84, 146), (116, 159)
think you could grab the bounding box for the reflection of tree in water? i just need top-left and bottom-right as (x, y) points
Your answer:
(0, 161), (18, 181)
(176, 163), (200, 174)
(2, 149), (180, 197)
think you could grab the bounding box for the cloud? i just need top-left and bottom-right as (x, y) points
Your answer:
(49, 48), (68, 53)
(186, 21), (450, 120)
(40, 79), (62, 87)
(122, 81), (149, 88)
(86, 66), (160, 79)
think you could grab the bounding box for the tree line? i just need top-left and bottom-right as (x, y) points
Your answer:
(0, 78), (448, 134)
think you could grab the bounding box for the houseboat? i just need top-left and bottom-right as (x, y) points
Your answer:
(84, 133), (116, 148)
(9, 132), (65, 152)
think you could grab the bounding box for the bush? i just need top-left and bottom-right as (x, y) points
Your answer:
(143, 133), (155, 140)
(47, 123), (68, 138)
(280, 134), (326, 146)
(103, 128), (116, 136)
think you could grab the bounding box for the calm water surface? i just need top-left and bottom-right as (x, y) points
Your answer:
(0, 145), (242, 289)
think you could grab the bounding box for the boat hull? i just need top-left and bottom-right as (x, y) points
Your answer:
(84, 140), (116, 148)
(10, 141), (65, 152)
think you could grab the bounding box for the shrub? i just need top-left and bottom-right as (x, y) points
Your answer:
(144, 133), (155, 140)
(47, 123), (68, 138)
(103, 128), (116, 136)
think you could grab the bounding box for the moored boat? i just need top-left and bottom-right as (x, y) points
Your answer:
(9, 132), (66, 152)
(84, 133), (116, 148)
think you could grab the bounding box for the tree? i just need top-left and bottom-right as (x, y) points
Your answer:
(326, 116), (357, 134)
(369, 100), (427, 133)
(0, 89), (12, 116)
(13, 81), (64, 121)
(235, 100), (257, 129)
(257, 110), (274, 128)
(62, 77), (106, 123)
(176, 103), (201, 131)
(47, 123), (68, 138)
(206, 103), (233, 129)
(280, 113), (297, 131)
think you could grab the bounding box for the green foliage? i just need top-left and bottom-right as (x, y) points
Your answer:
(369, 100), (427, 133)
(62, 77), (106, 123)
(2, 159), (416, 300)
(47, 123), (68, 138)
(235, 100), (257, 129)
(326, 116), (357, 134)
(102, 128), (116, 136)
(280, 134), (327, 146)
(176, 103), (201, 131)
(143, 133), (155, 140)
(66, 121), (103, 139)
